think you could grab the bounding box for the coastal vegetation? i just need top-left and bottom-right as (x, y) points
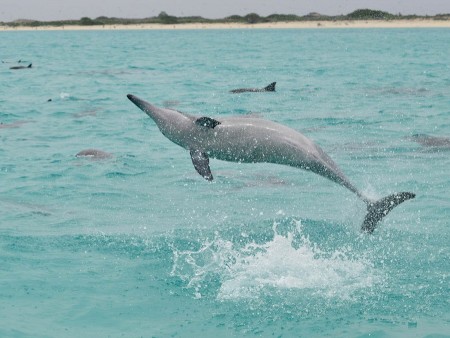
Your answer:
(1, 9), (449, 28)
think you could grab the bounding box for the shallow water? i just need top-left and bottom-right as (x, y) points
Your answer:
(1, 28), (449, 337)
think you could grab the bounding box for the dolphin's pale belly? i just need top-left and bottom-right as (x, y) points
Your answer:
(205, 134), (301, 165)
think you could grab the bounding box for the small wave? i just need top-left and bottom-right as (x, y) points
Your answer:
(104, 171), (147, 178)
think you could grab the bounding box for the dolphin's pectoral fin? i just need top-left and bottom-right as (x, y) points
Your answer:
(190, 149), (213, 181)
(361, 192), (415, 233)
(195, 117), (221, 129)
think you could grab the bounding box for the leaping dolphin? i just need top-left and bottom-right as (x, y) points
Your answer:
(127, 94), (415, 233)
(230, 82), (276, 93)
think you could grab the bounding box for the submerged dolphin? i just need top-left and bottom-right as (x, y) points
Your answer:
(75, 149), (112, 159)
(408, 133), (450, 149)
(127, 94), (415, 233)
(10, 63), (32, 70)
(230, 82), (276, 93)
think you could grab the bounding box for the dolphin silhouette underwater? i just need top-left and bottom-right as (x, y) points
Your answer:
(230, 82), (276, 93)
(408, 133), (450, 149)
(75, 148), (112, 159)
(127, 94), (415, 233)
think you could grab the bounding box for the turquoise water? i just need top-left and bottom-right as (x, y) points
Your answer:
(1, 28), (449, 337)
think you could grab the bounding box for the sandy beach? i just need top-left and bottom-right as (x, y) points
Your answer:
(1, 19), (449, 31)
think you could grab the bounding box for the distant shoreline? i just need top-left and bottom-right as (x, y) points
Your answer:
(1, 19), (450, 31)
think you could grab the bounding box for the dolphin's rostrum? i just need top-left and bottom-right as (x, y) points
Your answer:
(127, 94), (415, 233)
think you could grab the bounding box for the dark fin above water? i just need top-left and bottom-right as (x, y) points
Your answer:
(264, 82), (276, 92)
(195, 117), (221, 129)
(9, 63), (32, 70)
(362, 192), (416, 233)
(229, 82), (276, 93)
(190, 149), (213, 181)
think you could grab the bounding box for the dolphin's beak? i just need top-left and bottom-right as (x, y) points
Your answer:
(127, 94), (163, 121)
(127, 94), (141, 108)
(127, 94), (150, 113)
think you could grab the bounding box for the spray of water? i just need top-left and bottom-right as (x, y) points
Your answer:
(171, 219), (382, 301)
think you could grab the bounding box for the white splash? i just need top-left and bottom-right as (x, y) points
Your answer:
(59, 92), (71, 99)
(171, 220), (381, 301)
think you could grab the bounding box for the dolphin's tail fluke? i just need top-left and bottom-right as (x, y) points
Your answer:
(361, 192), (415, 233)
(264, 82), (276, 92)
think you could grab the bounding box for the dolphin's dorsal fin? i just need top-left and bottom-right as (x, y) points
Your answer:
(264, 82), (276, 92)
(195, 117), (221, 129)
(190, 149), (213, 181)
(27, 63), (32, 68)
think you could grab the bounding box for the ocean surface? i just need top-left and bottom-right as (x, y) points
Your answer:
(1, 28), (449, 337)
